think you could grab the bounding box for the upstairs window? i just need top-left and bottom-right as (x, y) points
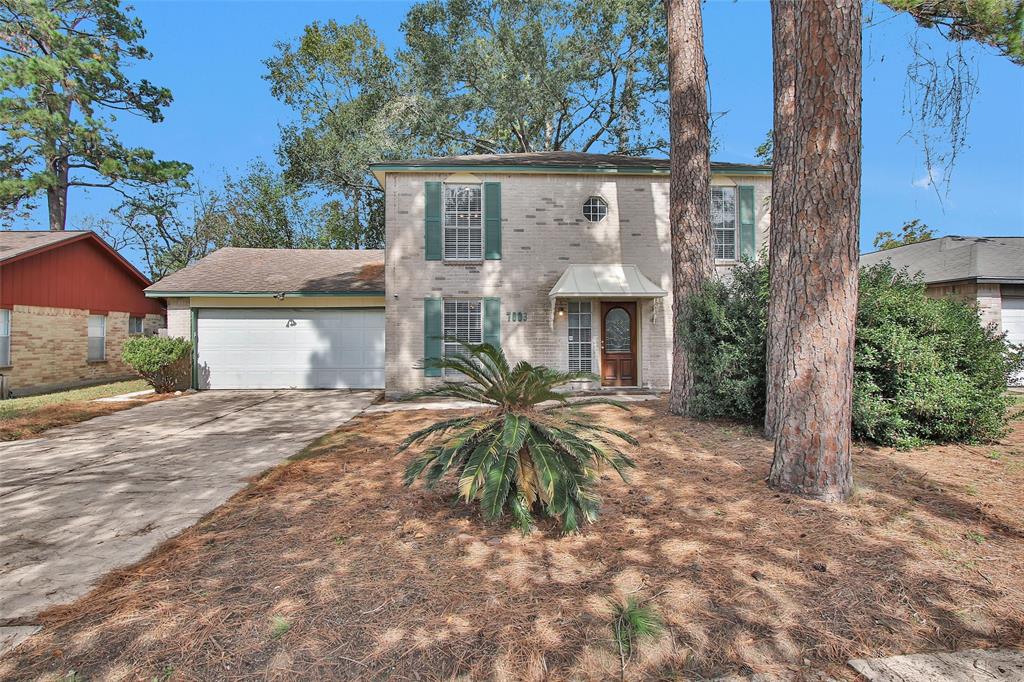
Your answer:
(0, 309), (10, 366)
(567, 301), (592, 373)
(87, 314), (106, 362)
(583, 196), (608, 222)
(442, 300), (482, 379)
(443, 184), (483, 260)
(711, 186), (737, 260)
(129, 316), (145, 335)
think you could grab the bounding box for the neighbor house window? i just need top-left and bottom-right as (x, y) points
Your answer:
(583, 196), (608, 222)
(442, 299), (482, 378)
(128, 316), (144, 335)
(567, 301), (592, 373)
(87, 314), (106, 361)
(443, 184), (483, 261)
(0, 309), (10, 366)
(711, 186), (737, 260)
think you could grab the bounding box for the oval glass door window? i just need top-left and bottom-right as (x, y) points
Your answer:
(605, 307), (631, 352)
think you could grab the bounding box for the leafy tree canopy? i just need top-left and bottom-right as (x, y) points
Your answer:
(872, 218), (937, 250)
(96, 161), (361, 280)
(0, 0), (191, 230)
(883, 0), (1024, 65)
(264, 0), (668, 247)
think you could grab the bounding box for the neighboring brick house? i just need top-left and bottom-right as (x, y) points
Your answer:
(860, 236), (1024, 344)
(0, 231), (165, 397)
(371, 152), (772, 397)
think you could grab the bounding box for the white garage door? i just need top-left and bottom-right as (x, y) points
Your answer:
(196, 308), (384, 389)
(1004, 297), (1024, 386)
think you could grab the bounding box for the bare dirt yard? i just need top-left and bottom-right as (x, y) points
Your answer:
(1, 399), (1022, 680)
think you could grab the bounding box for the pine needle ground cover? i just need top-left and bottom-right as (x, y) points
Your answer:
(2, 400), (1022, 680)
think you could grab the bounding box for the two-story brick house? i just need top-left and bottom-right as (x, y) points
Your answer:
(372, 152), (771, 397)
(151, 152), (770, 395)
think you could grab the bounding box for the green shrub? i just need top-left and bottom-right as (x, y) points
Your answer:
(121, 336), (192, 393)
(683, 260), (769, 422)
(683, 260), (1023, 447)
(400, 341), (636, 534)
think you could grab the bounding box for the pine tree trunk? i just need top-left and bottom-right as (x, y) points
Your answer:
(665, 0), (714, 416)
(764, 0), (797, 438)
(766, 0), (862, 502)
(47, 156), (69, 231)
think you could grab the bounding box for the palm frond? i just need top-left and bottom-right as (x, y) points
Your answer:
(401, 341), (639, 534)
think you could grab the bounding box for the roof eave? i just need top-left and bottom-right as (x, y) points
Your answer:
(369, 163), (771, 180)
(144, 290), (386, 298)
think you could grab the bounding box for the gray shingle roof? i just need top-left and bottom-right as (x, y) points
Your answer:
(860, 236), (1024, 284)
(145, 247), (385, 295)
(0, 230), (91, 263)
(370, 151), (770, 174)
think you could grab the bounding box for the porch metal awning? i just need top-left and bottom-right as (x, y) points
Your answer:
(548, 264), (667, 299)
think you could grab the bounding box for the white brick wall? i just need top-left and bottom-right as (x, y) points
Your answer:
(384, 171), (772, 397)
(926, 280), (1003, 330)
(166, 297), (191, 339)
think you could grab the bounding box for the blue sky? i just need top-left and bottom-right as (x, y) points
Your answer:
(11, 0), (1024, 260)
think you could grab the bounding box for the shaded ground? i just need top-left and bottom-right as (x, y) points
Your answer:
(0, 380), (157, 442)
(0, 390), (378, 621)
(1, 399), (1022, 680)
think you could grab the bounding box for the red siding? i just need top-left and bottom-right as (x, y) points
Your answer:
(0, 237), (164, 316)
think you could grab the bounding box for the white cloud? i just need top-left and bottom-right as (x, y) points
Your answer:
(913, 167), (945, 189)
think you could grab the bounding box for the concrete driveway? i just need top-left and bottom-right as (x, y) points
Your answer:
(0, 390), (378, 621)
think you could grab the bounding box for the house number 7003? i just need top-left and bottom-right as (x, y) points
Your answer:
(506, 311), (527, 322)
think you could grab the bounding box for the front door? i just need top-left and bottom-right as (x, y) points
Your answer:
(601, 302), (637, 386)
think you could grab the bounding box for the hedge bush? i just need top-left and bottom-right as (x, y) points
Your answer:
(683, 261), (1023, 447)
(121, 336), (192, 393)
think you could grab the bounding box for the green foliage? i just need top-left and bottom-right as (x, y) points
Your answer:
(0, 0), (191, 229)
(93, 160), (362, 280)
(683, 260), (769, 422)
(121, 337), (191, 393)
(264, 0), (668, 249)
(683, 261), (1023, 447)
(399, 342), (637, 534)
(882, 0), (1024, 65)
(269, 615), (291, 638)
(754, 130), (773, 165)
(872, 218), (937, 250)
(611, 597), (662, 659)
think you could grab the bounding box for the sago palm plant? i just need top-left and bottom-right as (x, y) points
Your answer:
(399, 341), (637, 534)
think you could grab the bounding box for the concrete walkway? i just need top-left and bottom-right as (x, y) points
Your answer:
(0, 390), (378, 623)
(849, 648), (1024, 681)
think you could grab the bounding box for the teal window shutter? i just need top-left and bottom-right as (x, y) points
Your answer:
(484, 182), (501, 260)
(483, 297), (501, 348)
(738, 185), (756, 260)
(423, 298), (443, 377)
(424, 182), (442, 261)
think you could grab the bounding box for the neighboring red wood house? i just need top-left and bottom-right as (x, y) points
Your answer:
(0, 230), (165, 397)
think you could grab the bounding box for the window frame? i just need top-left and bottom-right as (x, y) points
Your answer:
(87, 314), (106, 362)
(128, 316), (145, 335)
(442, 299), (483, 379)
(442, 183), (484, 262)
(711, 185), (738, 261)
(0, 308), (10, 367)
(582, 196), (608, 223)
(567, 301), (593, 373)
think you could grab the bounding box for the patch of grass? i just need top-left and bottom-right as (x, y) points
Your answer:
(964, 484), (979, 497)
(611, 597), (662, 661)
(986, 451), (1003, 461)
(270, 615), (291, 639)
(966, 531), (987, 545)
(0, 380), (148, 420)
